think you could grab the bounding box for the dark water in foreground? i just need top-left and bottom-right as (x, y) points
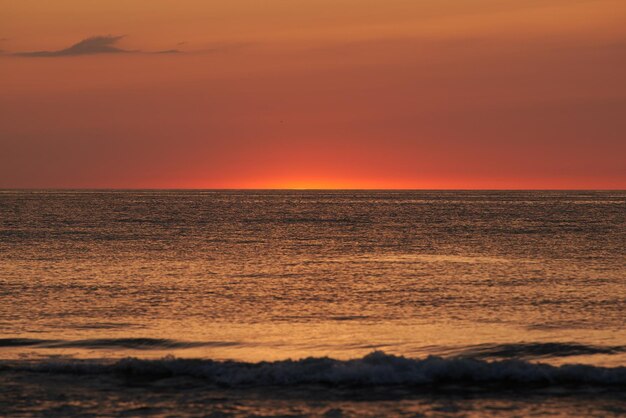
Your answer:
(1, 190), (625, 416)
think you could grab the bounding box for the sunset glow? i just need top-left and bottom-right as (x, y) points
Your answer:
(1, 0), (625, 189)
(1, 3), (626, 415)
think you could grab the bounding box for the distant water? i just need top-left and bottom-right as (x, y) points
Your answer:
(1, 190), (625, 417)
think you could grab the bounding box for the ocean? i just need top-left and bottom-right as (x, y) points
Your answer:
(1, 190), (625, 417)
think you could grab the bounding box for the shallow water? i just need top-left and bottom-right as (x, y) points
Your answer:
(1, 190), (625, 416)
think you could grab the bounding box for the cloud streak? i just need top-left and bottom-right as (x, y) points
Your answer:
(14, 35), (182, 57)
(16, 35), (132, 57)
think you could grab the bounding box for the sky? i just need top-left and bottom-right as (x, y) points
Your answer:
(1, 0), (625, 189)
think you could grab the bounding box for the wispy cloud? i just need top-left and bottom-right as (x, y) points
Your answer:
(13, 35), (183, 57)
(5, 35), (258, 58)
(153, 49), (182, 54)
(15, 35), (132, 57)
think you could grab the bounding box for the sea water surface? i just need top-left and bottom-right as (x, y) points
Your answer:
(0, 190), (625, 416)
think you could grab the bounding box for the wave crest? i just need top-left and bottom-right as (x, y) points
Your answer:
(0, 338), (236, 350)
(14, 351), (626, 387)
(456, 342), (626, 359)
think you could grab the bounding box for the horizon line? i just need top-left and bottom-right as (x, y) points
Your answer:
(1, 188), (624, 192)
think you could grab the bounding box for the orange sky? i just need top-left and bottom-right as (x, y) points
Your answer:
(1, 0), (625, 189)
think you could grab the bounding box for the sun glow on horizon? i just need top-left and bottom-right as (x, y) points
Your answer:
(1, 0), (625, 189)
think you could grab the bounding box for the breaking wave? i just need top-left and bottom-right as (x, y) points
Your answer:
(9, 352), (626, 388)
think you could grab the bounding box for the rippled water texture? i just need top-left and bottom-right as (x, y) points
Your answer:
(1, 190), (625, 416)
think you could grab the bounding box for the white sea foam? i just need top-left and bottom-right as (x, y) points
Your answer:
(15, 351), (626, 387)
